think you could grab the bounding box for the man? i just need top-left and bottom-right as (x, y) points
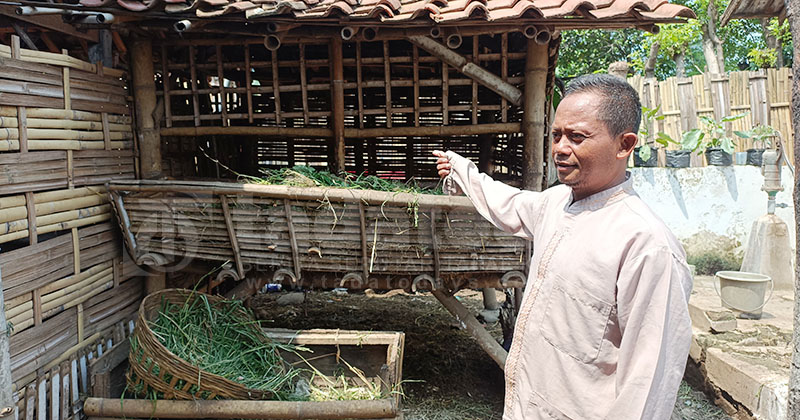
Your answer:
(433, 74), (692, 420)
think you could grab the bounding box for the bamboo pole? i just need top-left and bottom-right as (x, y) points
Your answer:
(330, 37), (345, 173)
(215, 45), (228, 126)
(0, 265), (14, 416)
(0, 117), (130, 131)
(522, 39), (547, 191)
(159, 123), (519, 138)
(431, 288), (507, 369)
(84, 397), (398, 419)
(161, 46), (172, 128)
(407, 35), (522, 107)
(130, 37), (162, 179)
(189, 45), (200, 126)
(0, 107), (131, 123)
(270, 48), (281, 125)
(0, 128), (129, 140)
(383, 41), (392, 128)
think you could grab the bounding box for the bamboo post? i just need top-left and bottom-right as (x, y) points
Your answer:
(284, 199), (301, 280)
(270, 49), (281, 125)
(25, 192), (36, 244)
(383, 41), (392, 128)
(11, 36), (28, 154)
(430, 209), (440, 283)
(188, 45), (201, 126)
(299, 44), (309, 125)
(431, 289), (507, 369)
(472, 36), (478, 124)
(749, 69), (770, 126)
(501, 33), (508, 123)
(359, 203), (369, 282)
(522, 40), (547, 191)
(62, 49), (71, 111)
(215, 45), (229, 126)
(244, 45), (253, 124)
(220, 195), (245, 279)
(330, 37), (346, 173)
(676, 78), (700, 166)
(442, 62), (449, 124)
(0, 268), (14, 416)
(356, 42), (364, 129)
(161, 46), (173, 128)
(130, 36), (163, 179)
(413, 45), (420, 127)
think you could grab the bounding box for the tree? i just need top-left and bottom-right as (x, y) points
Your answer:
(556, 29), (649, 78)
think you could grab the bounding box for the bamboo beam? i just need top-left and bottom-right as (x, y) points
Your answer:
(244, 44), (253, 123)
(299, 43), (309, 125)
(330, 37), (345, 173)
(220, 195), (245, 280)
(284, 199), (301, 281)
(84, 397), (398, 419)
(356, 42), (364, 129)
(130, 37), (162, 179)
(215, 45), (228, 126)
(270, 48), (280, 125)
(407, 35), (522, 107)
(159, 123), (518, 138)
(501, 33), (508, 122)
(522, 39), (547, 191)
(189, 45), (200, 126)
(431, 289), (507, 369)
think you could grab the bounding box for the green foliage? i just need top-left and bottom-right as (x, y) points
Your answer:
(654, 23), (702, 58)
(687, 252), (740, 275)
(768, 18), (791, 44)
(681, 112), (747, 154)
(747, 47), (777, 68)
(734, 124), (777, 148)
(637, 106), (677, 162)
(556, 29), (649, 78)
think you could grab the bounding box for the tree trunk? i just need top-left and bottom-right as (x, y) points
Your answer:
(674, 51), (686, 78)
(645, 41), (660, 79)
(787, 0), (800, 415)
(762, 18), (784, 68)
(702, 0), (725, 74)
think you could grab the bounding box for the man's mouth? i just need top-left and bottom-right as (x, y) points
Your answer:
(555, 162), (577, 172)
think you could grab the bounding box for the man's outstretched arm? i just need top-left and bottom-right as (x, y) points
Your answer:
(433, 150), (542, 240)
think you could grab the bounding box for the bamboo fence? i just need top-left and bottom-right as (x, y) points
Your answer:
(628, 68), (793, 166)
(0, 36), (141, 420)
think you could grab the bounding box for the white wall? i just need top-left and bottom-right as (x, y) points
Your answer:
(630, 166), (795, 247)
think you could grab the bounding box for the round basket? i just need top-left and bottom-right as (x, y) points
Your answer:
(127, 288), (279, 400)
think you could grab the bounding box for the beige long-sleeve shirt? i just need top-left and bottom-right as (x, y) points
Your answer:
(444, 151), (692, 420)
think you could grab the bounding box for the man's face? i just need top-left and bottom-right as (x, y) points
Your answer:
(551, 91), (629, 201)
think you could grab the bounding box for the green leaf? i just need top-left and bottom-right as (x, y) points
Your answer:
(721, 137), (735, 155)
(733, 130), (751, 139)
(681, 129), (703, 151)
(638, 145), (652, 162)
(721, 112), (748, 122)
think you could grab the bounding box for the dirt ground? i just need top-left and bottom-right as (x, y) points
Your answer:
(248, 288), (730, 419)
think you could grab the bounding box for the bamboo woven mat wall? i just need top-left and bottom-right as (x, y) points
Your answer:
(0, 36), (143, 420)
(628, 68), (793, 166)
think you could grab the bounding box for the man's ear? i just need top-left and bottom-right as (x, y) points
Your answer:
(618, 132), (638, 159)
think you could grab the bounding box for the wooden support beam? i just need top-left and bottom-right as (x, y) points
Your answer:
(522, 39), (547, 191)
(284, 199), (301, 281)
(408, 35), (522, 107)
(431, 289), (507, 369)
(130, 37), (162, 179)
(215, 45), (228, 126)
(0, 5), (97, 42)
(161, 46), (172, 128)
(330, 37), (345, 173)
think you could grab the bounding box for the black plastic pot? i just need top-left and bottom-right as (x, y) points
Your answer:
(633, 147), (658, 167)
(705, 148), (733, 166)
(665, 150), (691, 168)
(746, 148), (765, 166)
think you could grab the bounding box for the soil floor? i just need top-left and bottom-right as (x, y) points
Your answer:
(248, 288), (730, 419)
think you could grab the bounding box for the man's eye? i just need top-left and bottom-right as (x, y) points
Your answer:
(571, 134), (586, 142)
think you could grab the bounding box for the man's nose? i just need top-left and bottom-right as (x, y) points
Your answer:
(552, 134), (570, 156)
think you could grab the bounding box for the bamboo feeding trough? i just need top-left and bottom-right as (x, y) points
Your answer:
(108, 179), (529, 290)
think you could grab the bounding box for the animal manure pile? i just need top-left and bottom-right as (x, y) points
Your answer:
(246, 165), (443, 195)
(131, 292), (386, 401)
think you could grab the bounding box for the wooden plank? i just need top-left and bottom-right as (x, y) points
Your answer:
(60, 362), (69, 420)
(50, 366), (59, 420)
(36, 377), (44, 420)
(24, 192), (36, 245)
(62, 50), (70, 111)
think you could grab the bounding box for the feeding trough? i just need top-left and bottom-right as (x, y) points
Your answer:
(107, 179), (529, 292)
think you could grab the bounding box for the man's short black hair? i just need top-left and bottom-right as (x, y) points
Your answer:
(563, 74), (641, 138)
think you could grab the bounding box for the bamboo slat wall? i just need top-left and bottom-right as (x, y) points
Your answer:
(628, 68), (793, 166)
(156, 33), (537, 182)
(0, 36), (143, 420)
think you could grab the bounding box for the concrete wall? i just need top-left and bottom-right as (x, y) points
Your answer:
(630, 166), (795, 248)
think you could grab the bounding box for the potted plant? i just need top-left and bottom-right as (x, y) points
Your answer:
(734, 125), (777, 166)
(682, 113), (748, 166)
(663, 130), (699, 168)
(634, 106), (663, 167)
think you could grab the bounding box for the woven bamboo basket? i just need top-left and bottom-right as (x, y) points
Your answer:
(127, 288), (284, 400)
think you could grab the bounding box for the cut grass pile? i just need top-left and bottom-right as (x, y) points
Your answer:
(248, 166), (442, 195)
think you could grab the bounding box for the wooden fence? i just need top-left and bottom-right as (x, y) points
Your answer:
(628, 68), (793, 166)
(0, 36), (143, 419)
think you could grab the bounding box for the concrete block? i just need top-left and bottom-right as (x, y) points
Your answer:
(689, 302), (737, 333)
(705, 348), (787, 420)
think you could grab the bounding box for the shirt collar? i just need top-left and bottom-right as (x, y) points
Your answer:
(566, 172), (635, 213)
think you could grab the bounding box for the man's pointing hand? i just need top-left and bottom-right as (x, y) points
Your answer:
(433, 150), (451, 179)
